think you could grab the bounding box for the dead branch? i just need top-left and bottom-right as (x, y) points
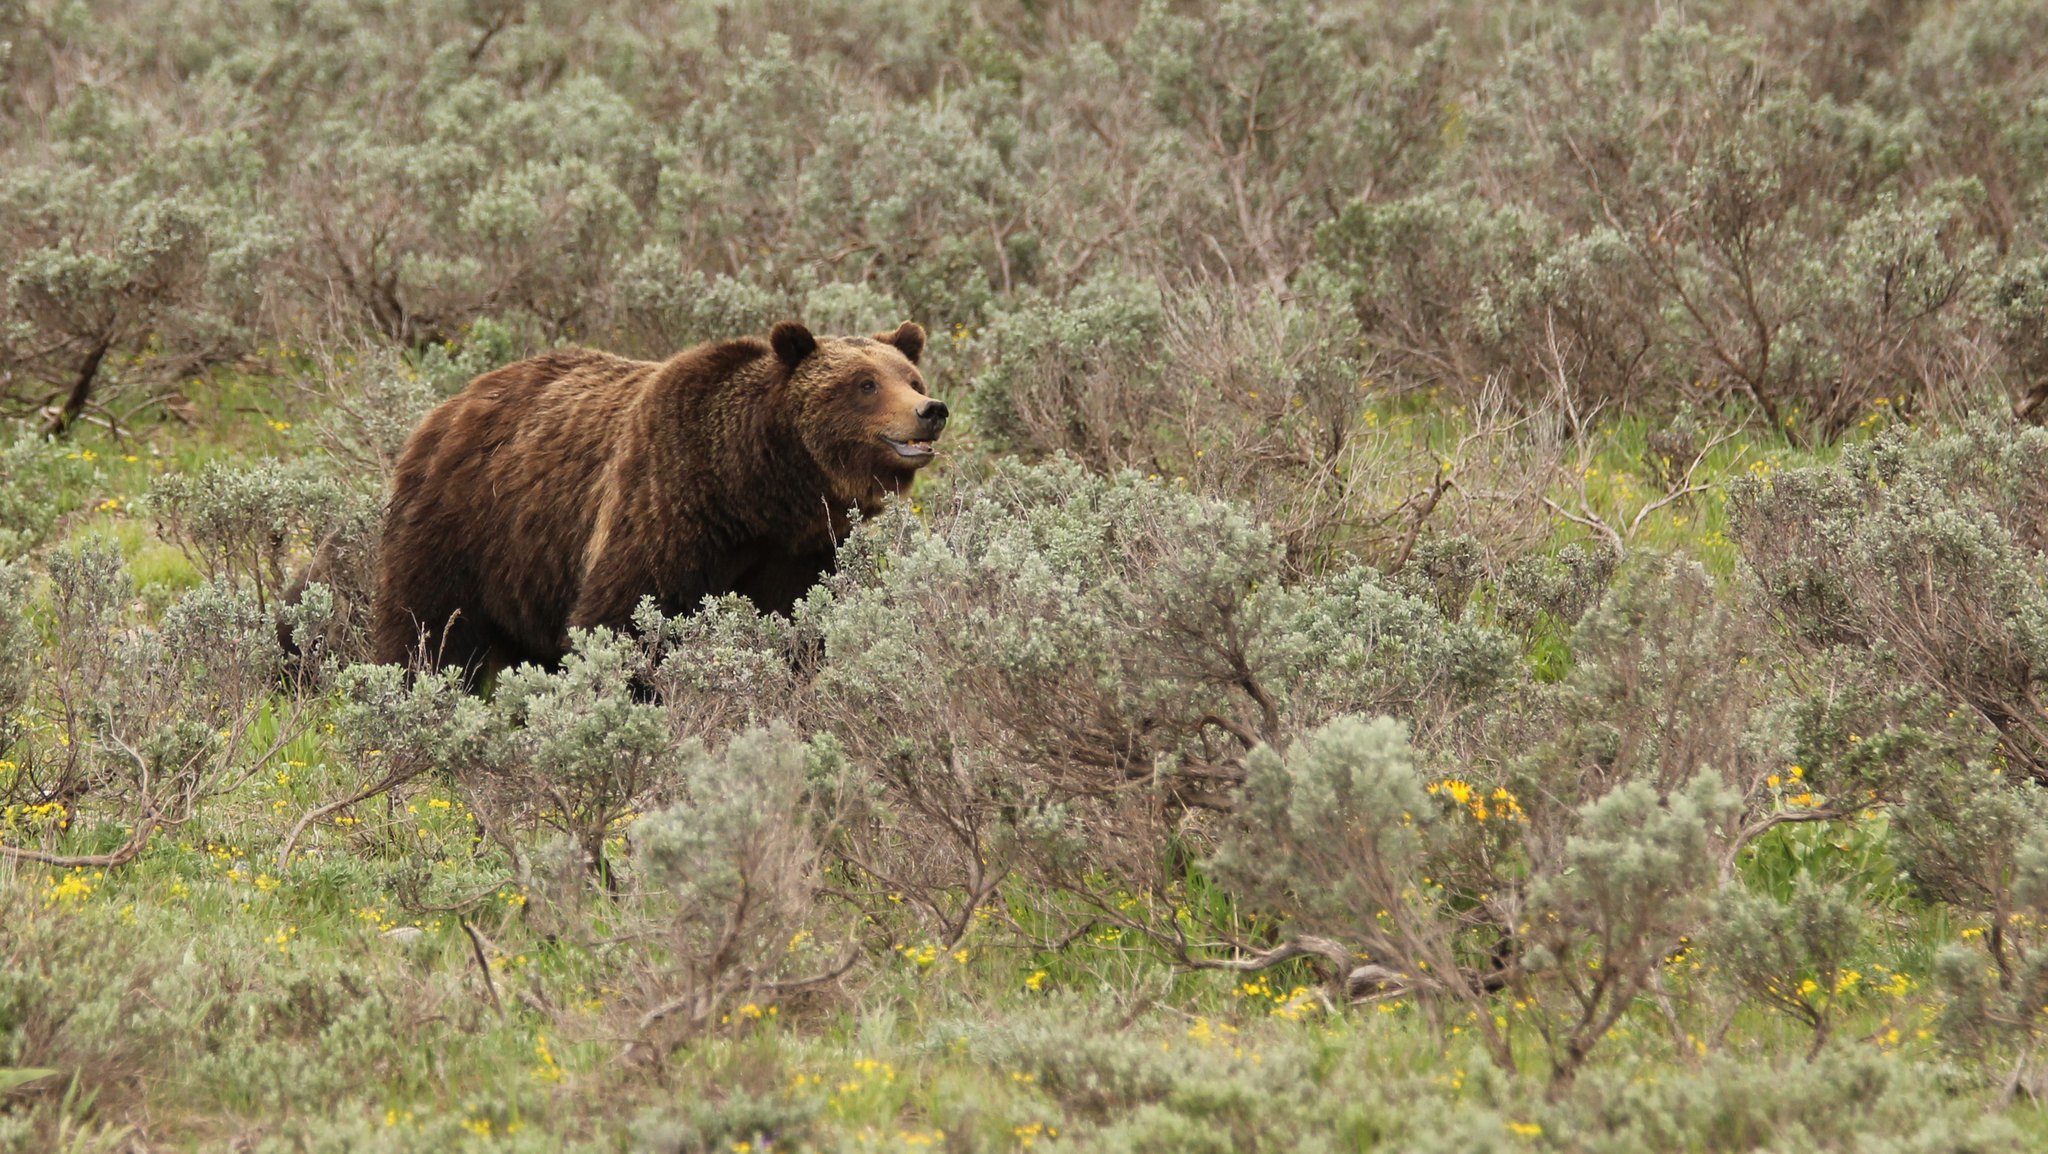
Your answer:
(461, 919), (508, 1022)
(276, 763), (431, 870)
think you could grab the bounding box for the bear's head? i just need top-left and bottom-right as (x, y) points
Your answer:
(772, 319), (946, 505)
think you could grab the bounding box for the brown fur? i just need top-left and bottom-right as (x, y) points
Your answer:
(370, 321), (941, 674)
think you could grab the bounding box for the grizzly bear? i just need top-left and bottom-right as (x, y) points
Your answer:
(369, 320), (944, 675)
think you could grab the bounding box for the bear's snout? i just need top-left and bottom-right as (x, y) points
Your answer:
(915, 399), (949, 433)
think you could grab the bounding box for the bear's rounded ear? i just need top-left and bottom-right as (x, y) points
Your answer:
(877, 320), (925, 365)
(771, 321), (817, 369)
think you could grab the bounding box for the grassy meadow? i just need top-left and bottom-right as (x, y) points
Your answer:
(8, 2), (2048, 1151)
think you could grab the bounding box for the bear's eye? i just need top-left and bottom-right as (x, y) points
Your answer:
(857, 378), (878, 394)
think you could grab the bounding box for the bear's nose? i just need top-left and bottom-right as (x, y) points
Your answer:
(916, 399), (949, 430)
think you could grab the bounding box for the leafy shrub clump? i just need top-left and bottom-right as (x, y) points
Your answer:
(1732, 421), (2048, 779)
(3, 538), (313, 882)
(796, 458), (1514, 950)
(150, 457), (376, 613)
(1214, 559), (1772, 1084)
(629, 725), (854, 1049)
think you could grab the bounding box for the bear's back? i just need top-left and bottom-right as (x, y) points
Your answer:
(380, 348), (663, 659)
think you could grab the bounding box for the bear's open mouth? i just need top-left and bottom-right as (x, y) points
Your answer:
(879, 435), (938, 460)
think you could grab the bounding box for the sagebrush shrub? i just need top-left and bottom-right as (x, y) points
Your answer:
(1520, 774), (1737, 1083)
(3, 191), (214, 434)
(1716, 875), (1866, 1054)
(1732, 421), (2048, 779)
(7, 541), (305, 861)
(285, 661), (500, 869)
(1318, 15), (1996, 431)
(637, 596), (809, 744)
(1992, 255), (2048, 418)
(1211, 559), (1769, 1081)
(967, 273), (1164, 467)
(1495, 542), (1617, 634)
(628, 725), (850, 1046)
(490, 628), (682, 887)
(150, 457), (375, 613)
